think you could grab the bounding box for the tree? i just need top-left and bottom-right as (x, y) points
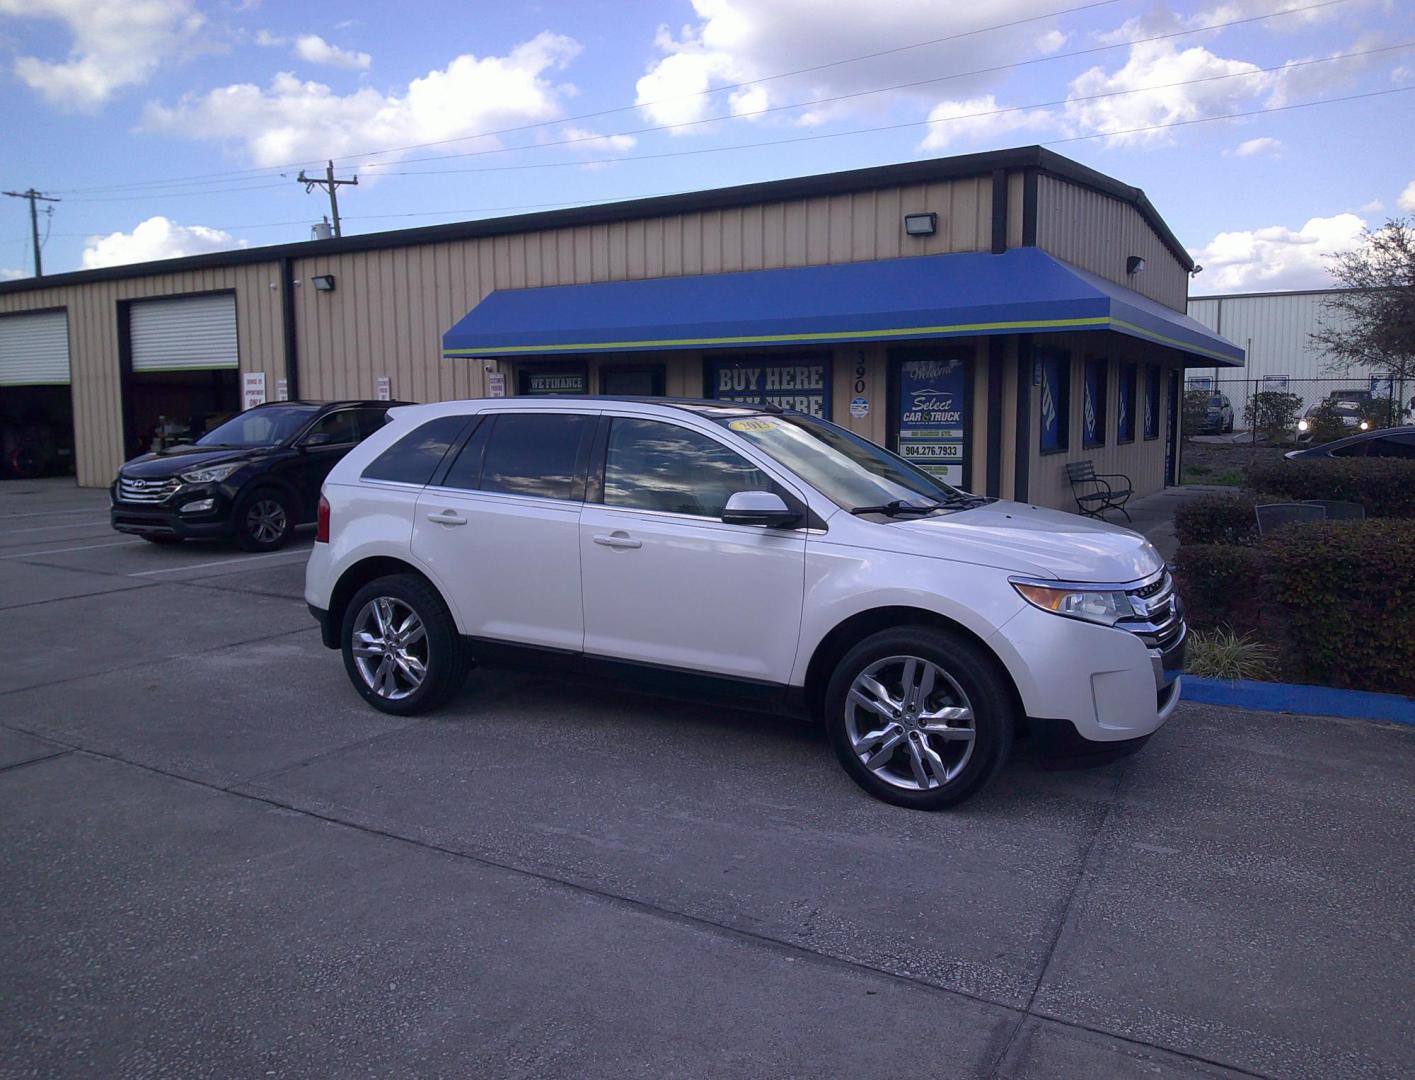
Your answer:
(1244, 390), (1301, 444)
(1311, 219), (1415, 413)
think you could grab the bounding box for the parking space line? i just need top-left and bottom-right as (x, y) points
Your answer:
(0, 539), (144, 560)
(0, 519), (113, 536)
(129, 549), (311, 577)
(0, 507), (105, 520)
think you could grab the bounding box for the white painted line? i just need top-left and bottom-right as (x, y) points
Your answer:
(129, 549), (311, 577)
(0, 519), (111, 536)
(0, 539), (144, 560)
(0, 507), (108, 520)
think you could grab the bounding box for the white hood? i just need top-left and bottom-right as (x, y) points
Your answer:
(865, 500), (1164, 583)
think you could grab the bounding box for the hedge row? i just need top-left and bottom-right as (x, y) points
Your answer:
(1175, 520), (1415, 694)
(1245, 457), (1415, 518)
(1174, 492), (1268, 547)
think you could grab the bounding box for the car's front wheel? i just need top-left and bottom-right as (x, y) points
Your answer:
(234, 488), (293, 551)
(824, 627), (1015, 809)
(340, 574), (469, 715)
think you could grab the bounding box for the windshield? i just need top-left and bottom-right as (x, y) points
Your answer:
(195, 406), (318, 448)
(714, 412), (962, 511)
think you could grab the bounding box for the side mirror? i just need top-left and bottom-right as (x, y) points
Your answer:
(721, 490), (800, 528)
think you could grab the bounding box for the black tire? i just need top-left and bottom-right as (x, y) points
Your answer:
(824, 626), (1015, 810)
(233, 488), (294, 552)
(142, 535), (184, 545)
(340, 574), (469, 715)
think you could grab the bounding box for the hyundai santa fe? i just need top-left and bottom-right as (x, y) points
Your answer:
(305, 397), (1185, 809)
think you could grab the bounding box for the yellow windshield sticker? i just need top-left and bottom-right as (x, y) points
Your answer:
(728, 418), (779, 432)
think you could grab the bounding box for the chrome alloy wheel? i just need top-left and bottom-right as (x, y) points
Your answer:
(246, 498), (288, 545)
(351, 597), (428, 700)
(845, 655), (976, 791)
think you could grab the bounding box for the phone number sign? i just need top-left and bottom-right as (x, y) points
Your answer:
(897, 356), (967, 485)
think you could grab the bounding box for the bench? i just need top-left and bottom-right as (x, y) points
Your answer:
(1066, 460), (1133, 523)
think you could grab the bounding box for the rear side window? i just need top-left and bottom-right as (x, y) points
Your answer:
(479, 413), (591, 501)
(361, 415), (470, 485)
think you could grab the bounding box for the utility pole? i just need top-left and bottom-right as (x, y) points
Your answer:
(3, 188), (60, 277)
(295, 160), (357, 238)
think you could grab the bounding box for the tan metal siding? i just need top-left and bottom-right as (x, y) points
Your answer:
(1034, 175), (1189, 312)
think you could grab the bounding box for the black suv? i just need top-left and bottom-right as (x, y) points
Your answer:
(111, 400), (405, 551)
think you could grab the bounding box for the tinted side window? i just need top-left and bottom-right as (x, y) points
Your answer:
(361, 416), (470, 484)
(604, 418), (772, 518)
(306, 410), (361, 445)
(1366, 433), (1415, 459)
(480, 413), (590, 501)
(355, 408), (390, 440)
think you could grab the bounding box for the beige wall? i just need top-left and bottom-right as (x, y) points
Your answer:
(1033, 175), (1189, 312)
(0, 263), (284, 486)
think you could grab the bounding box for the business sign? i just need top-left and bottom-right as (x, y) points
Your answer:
(1370, 374), (1394, 397)
(375, 375), (391, 401)
(486, 371), (506, 398)
(1039, 349), (1069, 453)
(524, 370), (587, 395)
(897, 356), (967, 486)
(1117, 363), (1136, 442)
(1186, 376), (1214, 391)
(709, 357), (829, 417)
(1144, 365), (1160, 440)
(242, 372), (266, 411)
(1083, 358), (1106, 448)
(275, 377), (289, 402)
(1260, 375), (1290, 391)
(849, 396), (869, 418)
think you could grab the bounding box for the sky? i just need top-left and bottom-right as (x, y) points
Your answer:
(1, 0), (1412, 294)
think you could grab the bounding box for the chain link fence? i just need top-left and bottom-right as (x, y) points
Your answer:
(1183, 374), (1412, 444)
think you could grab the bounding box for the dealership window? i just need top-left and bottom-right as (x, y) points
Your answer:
(1083, 358), (1107, 449)
(1117, 363), (1137, 444)
(1038, 348), (1070, 454)
(706, 355), (831, 418)
(1144, 365), (1161, 440)
(474, 413), (591, 501)
(363, 415), (470, 485)
(603, 418), (772, 517)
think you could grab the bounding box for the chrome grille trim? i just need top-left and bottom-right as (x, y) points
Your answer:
(117, 477), (182, 504)
(1121, 570), (1185, 651)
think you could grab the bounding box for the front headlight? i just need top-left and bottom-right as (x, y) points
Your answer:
(1359, 421), (1369, 431)
(1012, 581), (1134, 627)
(179, 462), (241, 484)
(1297, 419), (1310, 432)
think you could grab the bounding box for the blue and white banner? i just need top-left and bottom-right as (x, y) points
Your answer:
(897, 356), (967, 485)
(709, 357), (830, 417)
(1039, 350), (1068, 453)
(1083, 358), (1106, 448)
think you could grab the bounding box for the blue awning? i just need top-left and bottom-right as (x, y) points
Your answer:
(442, 247), (1243, 367)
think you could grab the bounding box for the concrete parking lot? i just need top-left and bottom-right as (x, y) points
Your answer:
(1, 478), (1411, 1079)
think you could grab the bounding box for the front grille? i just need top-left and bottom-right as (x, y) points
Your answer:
(118, 477), (181, 504)
(1121, 571), (1185, 651)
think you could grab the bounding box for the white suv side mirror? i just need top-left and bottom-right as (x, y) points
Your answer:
(721, 490), (799, 528)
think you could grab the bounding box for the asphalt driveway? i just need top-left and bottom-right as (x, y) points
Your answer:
(1, 478), (1411, 1079)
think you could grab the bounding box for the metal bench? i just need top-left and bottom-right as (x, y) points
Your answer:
(1066, 460), (1133, 523)
(1254, 502), (1326, 536)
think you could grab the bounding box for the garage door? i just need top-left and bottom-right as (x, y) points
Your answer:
(130, 294), (238, 372)
(0, 310), (70, 385)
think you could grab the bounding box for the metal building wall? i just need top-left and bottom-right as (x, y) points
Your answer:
(1185, 290), (1357, 388)
(0, 263), (285, 486)
(1033, 175), (1189, 312)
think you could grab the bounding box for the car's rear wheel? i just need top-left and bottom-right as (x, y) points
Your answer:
(340, 574), (469, 715)
(824, 627), (1015, 809)
(234, 488), (293, 551)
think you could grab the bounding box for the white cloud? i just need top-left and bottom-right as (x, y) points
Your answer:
(0, 0), (204, 111)
(919, 96), (1052, 151)
(1399, 181), (1415, 212)
(0, 267), (24, 281)
(1228, 135), (1281, 157)
(559, 127), (637, 153)
(634, 0), (1078, 132)
(144, 32), (580, 167)
(293, 33), (370, 70)
(1358, 199), (1384, 213)
(1036, 29), (1068, 55)
(1188, 212), (1367, 292)
(80, 217), (248, 269)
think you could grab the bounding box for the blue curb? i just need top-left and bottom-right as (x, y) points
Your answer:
(1182, 676), (1415, 725)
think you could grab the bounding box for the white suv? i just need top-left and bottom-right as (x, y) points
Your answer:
(305, 398), (1184, 809)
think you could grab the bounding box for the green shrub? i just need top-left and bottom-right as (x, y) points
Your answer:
(1175, 493), (1263, 546)
(1260, 520), (1415, 694)
(1245, 457), (1415, 517)
(1173, 544), (1265, 632)
(1243, 390), (1301, 445)
(1182, 389), (1214, 440)
(1186, 627), (1277, 681)
(1303, 399), (1351, 444)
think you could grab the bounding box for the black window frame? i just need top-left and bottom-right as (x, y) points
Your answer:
(1082, 356), (1108, 450)
(439, 410), (594, 503)
(1117, 361), (1137, 444)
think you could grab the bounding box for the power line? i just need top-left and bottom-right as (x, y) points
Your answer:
(2, 189), (60, 277)
(295, 161), (358, 237)
(48, 0), (1344, 198)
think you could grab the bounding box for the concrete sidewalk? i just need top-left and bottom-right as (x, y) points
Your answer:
(1122, 483), (1234, 562)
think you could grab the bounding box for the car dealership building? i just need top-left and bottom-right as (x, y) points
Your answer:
(0, 146), (1242, 506)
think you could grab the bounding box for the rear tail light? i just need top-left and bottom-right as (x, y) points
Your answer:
(316, 495), (330, 543)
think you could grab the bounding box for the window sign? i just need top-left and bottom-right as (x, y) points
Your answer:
(1186, 375), (1214, 391)
(708, 356), (830, 417)
(522, 369), (587, 396)
(1261, 375), (1290, 391)
(242, 371), (267, 410)
(1117, 363), (1136, 443)
(1083, 358), (1107, 448)
(896, 355), (968, 486)
(1038, 349), (1070, 453)
(1144, 365), (1161, 440)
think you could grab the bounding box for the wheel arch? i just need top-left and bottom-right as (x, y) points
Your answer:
(801, 606), (1025, 723)
(328, 556), (444, 641)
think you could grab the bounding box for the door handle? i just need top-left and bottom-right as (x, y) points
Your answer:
(593, 532), (641, 550)
(426, 510), (467, 526)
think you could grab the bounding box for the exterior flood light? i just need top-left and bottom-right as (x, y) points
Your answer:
(311, 274), (337, 292)
(1126, 256), (1146, 275)
(904, 212), (938, 237)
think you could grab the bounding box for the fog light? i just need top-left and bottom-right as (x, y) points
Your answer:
(181, 498), (215, 513)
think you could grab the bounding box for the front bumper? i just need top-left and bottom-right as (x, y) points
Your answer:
(110, 482), (233, 540)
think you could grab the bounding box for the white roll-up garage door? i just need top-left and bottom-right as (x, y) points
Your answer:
(0, 310), (70, 385)
(129, 294), (238, 372)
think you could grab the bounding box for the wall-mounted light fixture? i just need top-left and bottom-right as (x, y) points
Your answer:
(311, 274), (337, 292)
(1190, 263), (1204, 276)
(1126, 256), (1146, 275)
(903, 212), (938, 237)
